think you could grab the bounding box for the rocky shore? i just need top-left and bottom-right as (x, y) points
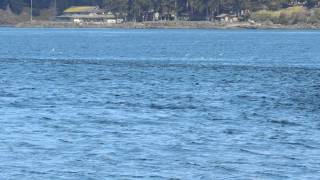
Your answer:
(12, 20), (320, 29)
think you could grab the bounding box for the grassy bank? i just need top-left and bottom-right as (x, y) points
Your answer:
(252, 6), (320, 25)
(0, 7), (55, 25)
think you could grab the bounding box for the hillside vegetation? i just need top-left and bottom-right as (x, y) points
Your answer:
(252, 6), (320, 24)
(0, 0), (320, 25)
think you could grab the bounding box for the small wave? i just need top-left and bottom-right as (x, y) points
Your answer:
(281, 142), (317, 149)
(240, 149), (271, 157)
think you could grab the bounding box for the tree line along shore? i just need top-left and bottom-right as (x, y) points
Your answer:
(1, 0), (320, 28)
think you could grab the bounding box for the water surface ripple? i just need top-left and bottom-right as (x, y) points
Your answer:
(0, 28), (320, 179)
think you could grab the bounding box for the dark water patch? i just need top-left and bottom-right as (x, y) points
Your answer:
(150, 103), (197, 110)
(2, 57), (320, 71)
(222, 128), (244, 135)
(269, 119), (302, 127)
(255, 171), (289, 179)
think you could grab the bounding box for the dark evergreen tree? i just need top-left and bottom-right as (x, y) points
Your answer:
(1, 0), (320, 20)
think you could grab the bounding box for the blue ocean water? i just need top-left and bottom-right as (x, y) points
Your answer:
(0, 28), (320, 179)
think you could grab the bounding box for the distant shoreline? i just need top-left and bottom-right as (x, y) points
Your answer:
(0, 24), (15, 27)
(9, 21), (320, 29)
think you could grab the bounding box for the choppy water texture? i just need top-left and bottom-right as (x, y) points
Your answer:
(0, 28), (320, 179)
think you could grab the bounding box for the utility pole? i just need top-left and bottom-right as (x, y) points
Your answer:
(30, 0), (33, 22)
(54, 0), (57, 18)
(174, 0), (177, 21)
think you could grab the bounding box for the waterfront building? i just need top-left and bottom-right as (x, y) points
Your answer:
(56, 6), (122, 24)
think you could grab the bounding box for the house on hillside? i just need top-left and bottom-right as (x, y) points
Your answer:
(289, 0), (307, 6)
(216, 14), (239, 23)
(177, 13), (190, 21)
(56, 6), (122, 24)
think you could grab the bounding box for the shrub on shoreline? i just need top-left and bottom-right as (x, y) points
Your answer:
(251, 6), (320, 25)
